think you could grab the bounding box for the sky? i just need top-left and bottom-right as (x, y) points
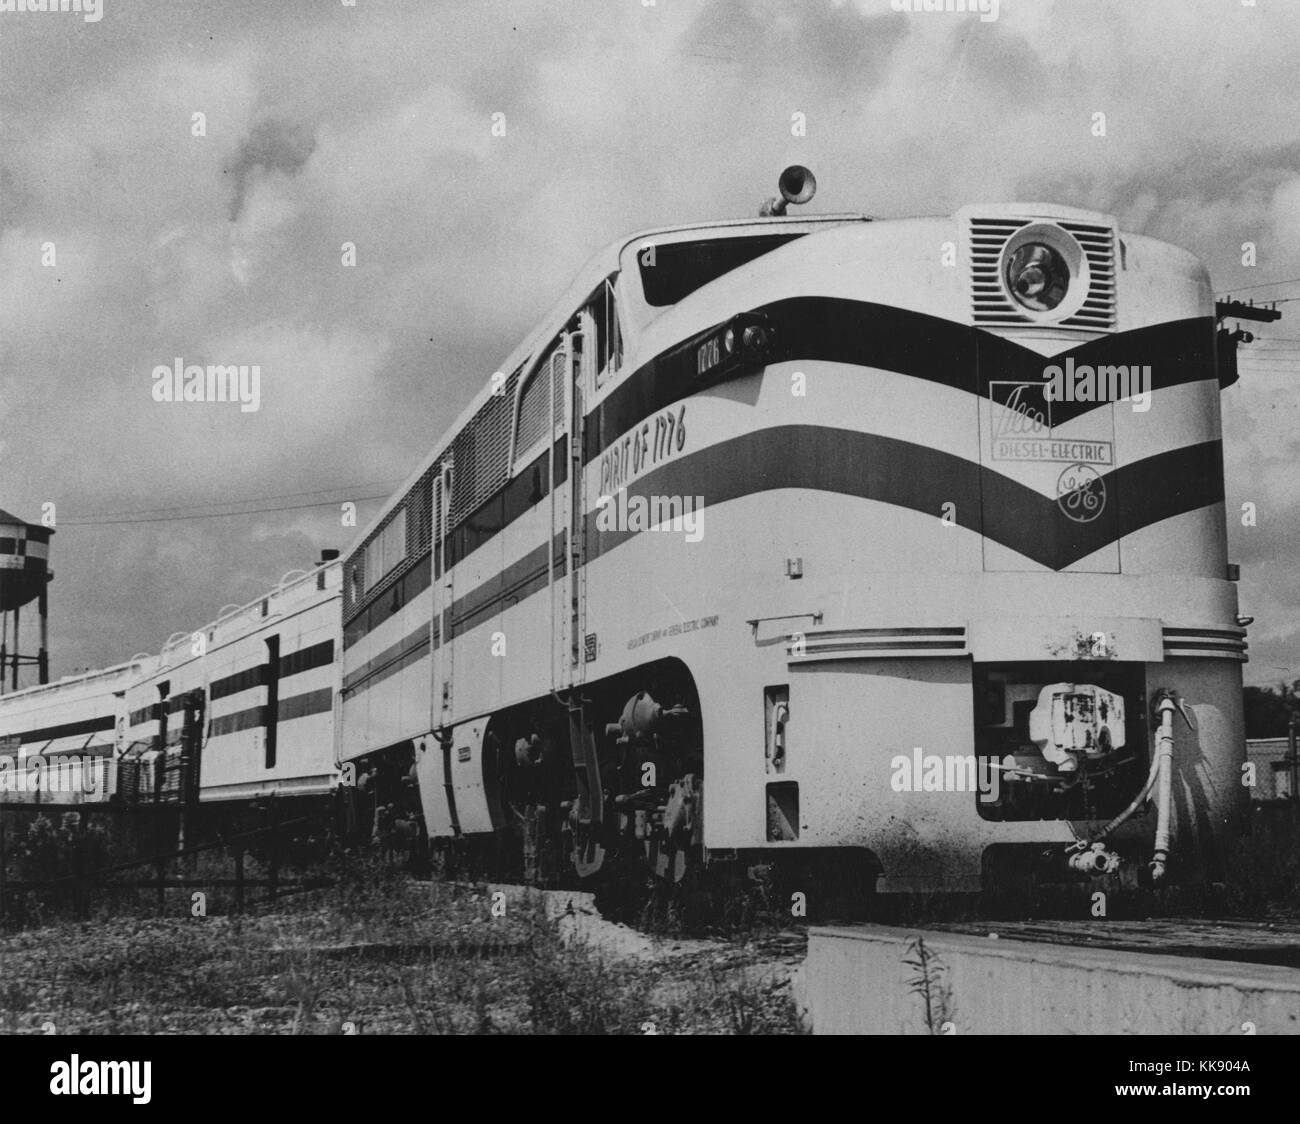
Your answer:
(1, 0), (1299, 687)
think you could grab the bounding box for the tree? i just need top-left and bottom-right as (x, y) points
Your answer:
(1244, 685), (1293, 738)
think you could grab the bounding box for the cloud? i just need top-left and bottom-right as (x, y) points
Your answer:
(1270, 177), (1300, 256)
(227, 118), (316, 221)
(1, 0), (1300, 681)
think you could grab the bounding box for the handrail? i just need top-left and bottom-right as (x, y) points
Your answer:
(143, 560), (335, 674)
(548, 343), (570, 707)
(277, 568), (311, 591)
(161, 631), (190, 654)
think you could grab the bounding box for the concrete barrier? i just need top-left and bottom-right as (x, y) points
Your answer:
(807, 924), (1300, 1034)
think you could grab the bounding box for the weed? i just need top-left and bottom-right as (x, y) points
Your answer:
(903, 935), (955, 1034)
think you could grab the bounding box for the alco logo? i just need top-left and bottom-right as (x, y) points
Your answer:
(988, 381), (1113, 467)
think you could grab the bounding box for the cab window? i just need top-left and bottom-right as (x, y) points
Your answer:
(638, 234), (805, 307)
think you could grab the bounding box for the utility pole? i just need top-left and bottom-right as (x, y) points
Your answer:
(1216, 298), (1283, 323)
(1215, 300), (1283, 388)
(1274, 667), (1298, 801)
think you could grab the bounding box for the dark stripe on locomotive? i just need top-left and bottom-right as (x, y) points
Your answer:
(342, 625), (431, 694)
(7, 712), (115, 746)
(208, 687), (333, 738)
(277, 639), (335, 679)
(276, 687), (333, 722)
(340, 428), (1224, 702)
(582, 302), (1217, 464)
(209, 639), (335, 699)
(208, 706), (266, 737)
(340, 426), (1224, 673)
(582, 425), (1224, 572)
(120, 641), (336, 735)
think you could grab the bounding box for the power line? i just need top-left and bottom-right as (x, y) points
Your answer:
(62, 494), (392, 527)
(1216, 277), (1300, 294)
(69, 480), (402, 521)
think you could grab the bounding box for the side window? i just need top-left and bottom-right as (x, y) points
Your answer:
(591, 275), (623, 389)
(638, 234), (804, 307)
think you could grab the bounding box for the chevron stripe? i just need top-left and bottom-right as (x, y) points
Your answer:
(584, 299), (1218, 464)
(584, 425), (1223, 572)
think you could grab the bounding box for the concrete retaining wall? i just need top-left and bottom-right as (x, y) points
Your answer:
(806, 924), (1300, 1034)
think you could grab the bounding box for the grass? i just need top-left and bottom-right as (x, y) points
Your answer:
(1218, 803), (1300, 915)
(0, 856), (807, 1035)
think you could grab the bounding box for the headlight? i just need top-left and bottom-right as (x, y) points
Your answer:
(1005, 242), (1069, 311)
(692, 314), (774, 380)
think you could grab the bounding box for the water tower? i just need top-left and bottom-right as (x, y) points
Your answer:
(0, 507), (52, 692)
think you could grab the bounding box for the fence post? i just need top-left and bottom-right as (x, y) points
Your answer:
(235, 846), (244, 913)
(0, 820), (6, 927)
(72, 817), (84, 921)
(267, 800), (279, 903)
(154, 809), (165, 914)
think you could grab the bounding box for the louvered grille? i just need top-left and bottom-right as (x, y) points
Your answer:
(552, 353), (565, 434)
(970, 218), (1029, 323)
(408, 464), (437, 559)
(344, 368), (521, 622)
(450, 369), (518, 524)
(1059, 220), (1116, 329)
(344, 550), (364, 618)
(969, 217), (1116, 331)
(515, 350), (565, 457)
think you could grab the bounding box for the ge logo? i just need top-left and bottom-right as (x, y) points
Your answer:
(1056, 463), (1105, 523)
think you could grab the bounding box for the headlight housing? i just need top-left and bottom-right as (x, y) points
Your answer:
(997, 223), (1091, 323)
(1005, 242), (1069, 311)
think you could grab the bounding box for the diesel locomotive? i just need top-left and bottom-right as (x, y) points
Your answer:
(338, 167), (1251, 899)
(0, 168), (1256, 908)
